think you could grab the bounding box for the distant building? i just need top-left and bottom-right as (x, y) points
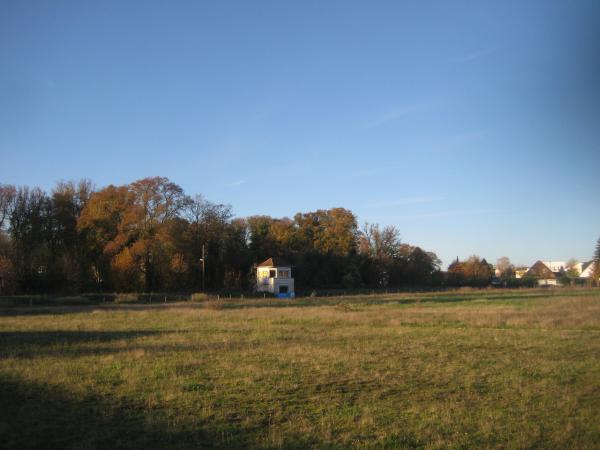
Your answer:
(514, 267), (529, 279)
(570, 262), (585, 275)
(542, 261), (568, 273)
(256, 257), (295, 297)
(579, 261), (597, 279)
(525, 260), (560, 286)
(519, 259), (597, 284)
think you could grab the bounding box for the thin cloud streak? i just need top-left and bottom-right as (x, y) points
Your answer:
(364, 103), (433, 128)
(457, 46), (500, 63)
(397, 208), (504, 221)
(367, 196), (444, 208)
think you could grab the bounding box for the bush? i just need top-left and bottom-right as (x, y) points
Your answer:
(114, 293), (139, 304)
(190, 293), (209, 302)
(519, 276), (538, 288)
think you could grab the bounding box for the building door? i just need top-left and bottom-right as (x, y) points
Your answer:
(279, 285), (288, 294)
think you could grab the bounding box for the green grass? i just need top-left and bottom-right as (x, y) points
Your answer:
(1, 289), (600, 449)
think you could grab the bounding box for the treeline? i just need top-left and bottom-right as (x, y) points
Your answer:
(0, 177), (444, 294)
(445, 255), (534, 287)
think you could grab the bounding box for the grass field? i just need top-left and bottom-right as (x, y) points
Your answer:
(1, 289), (600, 449)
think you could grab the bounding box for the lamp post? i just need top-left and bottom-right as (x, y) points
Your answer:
(199, 244), (205, 292)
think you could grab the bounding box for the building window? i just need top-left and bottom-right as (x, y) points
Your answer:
(279, 270), (289, 278)
(279, 285), (288, 294)
(269, 269), (276, 278)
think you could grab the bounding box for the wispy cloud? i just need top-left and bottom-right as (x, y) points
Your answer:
(457, 46), (499, 63)
(228, 179), (246, 188)
(398, 208), (503, 221)
(224, 160), (313, 189)
(366, 196), (444, 208)
(364, 103), (433, 129)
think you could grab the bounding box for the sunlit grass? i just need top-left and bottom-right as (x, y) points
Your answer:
(1, 289), (599, 448)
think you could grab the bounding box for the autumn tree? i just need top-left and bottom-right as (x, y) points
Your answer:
(447, 258), (466, 286)
(400, 246), (442, 286)
(359, 223), (401, 260)
(4, 177), (447, 293)
(187, 199), (234, 289)
(291, 208), (359, 288)
(246, 216), (279, 263)
(358, 223), (401, 286)
(447, 256), (492, 287)
(129, 177), (189, 290)
(78, 184), (135, 290)
(464, 256), (493, 286)
(294, 208), (358, 256)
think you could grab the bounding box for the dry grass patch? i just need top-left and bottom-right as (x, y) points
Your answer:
(1, 289), (599, 448)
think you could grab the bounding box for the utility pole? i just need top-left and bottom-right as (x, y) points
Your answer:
(200, 244), (205, 292)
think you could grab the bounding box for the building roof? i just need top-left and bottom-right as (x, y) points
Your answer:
(526, 260), (556, 278)
(542, 261), (566, 273)
(581, 261), (594, 272)
(258, 257), (291, 268)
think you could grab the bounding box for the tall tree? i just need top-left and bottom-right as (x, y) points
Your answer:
(9, 187), (53, 292)
(448, 256), (492, 287)
(49, 180), (94, 290)
(128, 177), (188, 290)
(78, 184), (135, 290)
(0, 184), (16, 232)
(594, 236), (600, 281)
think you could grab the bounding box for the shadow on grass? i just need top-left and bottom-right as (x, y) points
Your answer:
(0, 330), (167, 359)
(0, 302), (200, 317)
(0, 374), (325, 450)
(0, 329), (351, 360)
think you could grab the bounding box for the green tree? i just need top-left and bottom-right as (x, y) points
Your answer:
(9, 187), (53, 292)
(594, 237), (600, 282)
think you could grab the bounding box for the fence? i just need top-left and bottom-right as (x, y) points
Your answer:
(3, 284), (597, 307)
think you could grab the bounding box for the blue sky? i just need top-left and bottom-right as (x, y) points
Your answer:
(1, 0), (599, 267)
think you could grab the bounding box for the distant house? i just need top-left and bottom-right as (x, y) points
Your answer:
(514, 267), (529, 279)
(579, 261), (597, 279)
(570, 262), (584, 275)
(520, 259), (597, 285)
(525, 260), (560, 286)
(256, 257), (295, 297)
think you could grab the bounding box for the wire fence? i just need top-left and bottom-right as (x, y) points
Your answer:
(1, 284), (596, 308)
